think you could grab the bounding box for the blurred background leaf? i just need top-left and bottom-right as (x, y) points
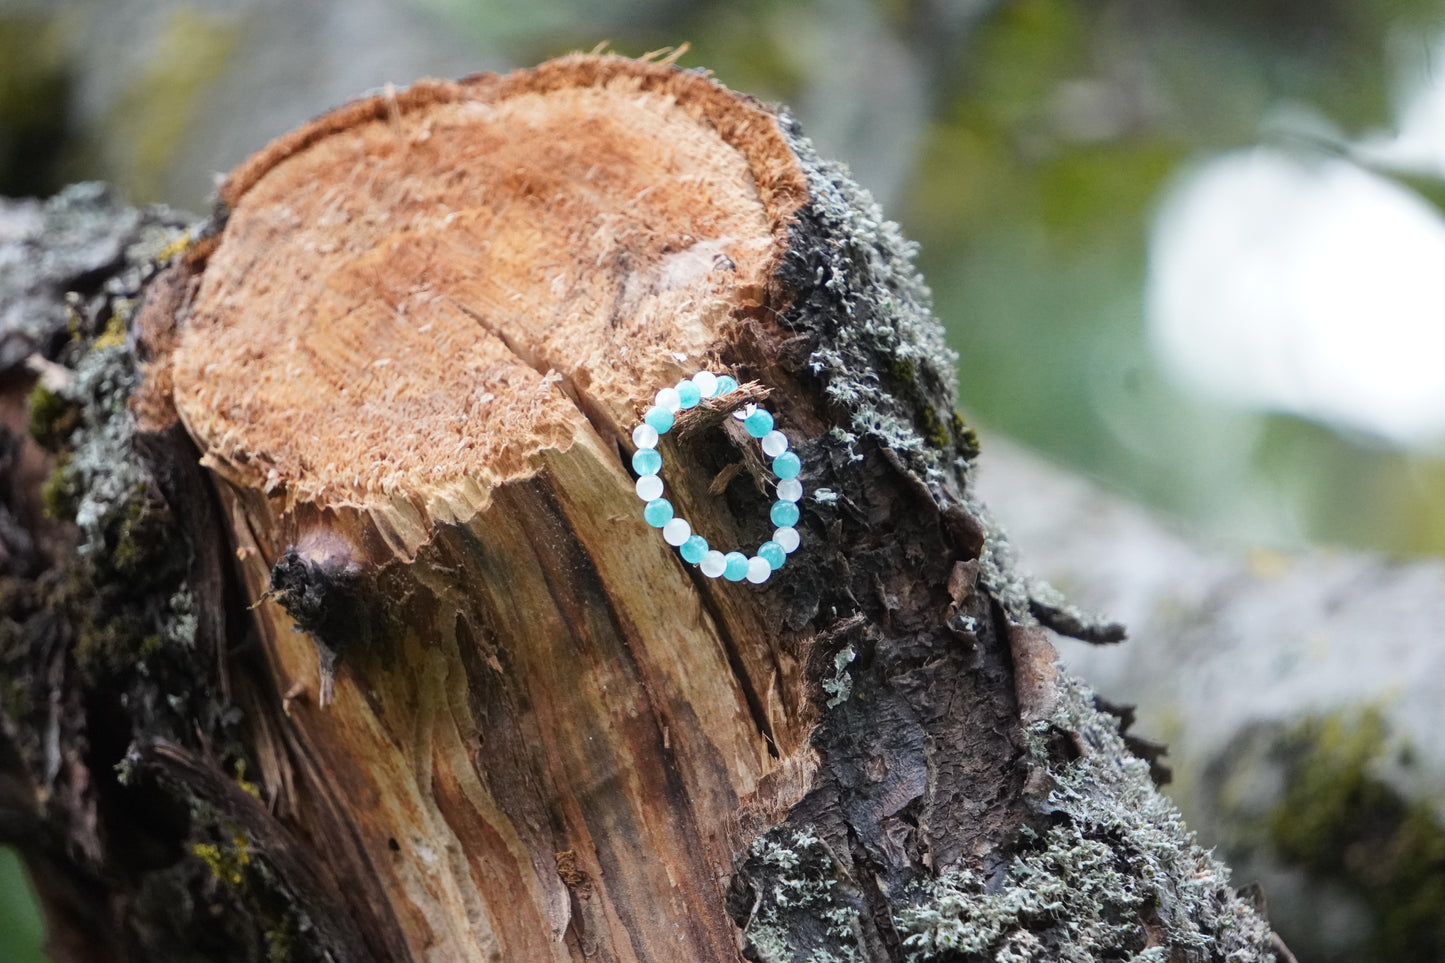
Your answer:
(0, 845), (45, 963)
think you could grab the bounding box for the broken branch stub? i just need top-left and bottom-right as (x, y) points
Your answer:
(129, 52), (1223, 963)
(136, 54), (852, 961)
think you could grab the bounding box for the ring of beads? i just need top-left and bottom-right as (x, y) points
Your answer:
(630, 371), (802, 584)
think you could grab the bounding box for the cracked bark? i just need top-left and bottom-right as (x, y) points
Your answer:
(0, 55), (1279, 962)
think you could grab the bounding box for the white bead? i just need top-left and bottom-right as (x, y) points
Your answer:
(773, 526), (800, 553)
(700, 550), (727, 577)
(635, 475), (664, 501)
(662, 517), (691, 546)
(655, 387), (682, 412)
(745, 557), (771, 583)
(692, 371), (718, 398)
(776, 478), (803, 502)
(733, 403), (755, 421)
(761, 430), (789, 456)
(632, 424), (658, 449)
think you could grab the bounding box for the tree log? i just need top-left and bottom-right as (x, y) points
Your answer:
(2, 55), (1279, 961)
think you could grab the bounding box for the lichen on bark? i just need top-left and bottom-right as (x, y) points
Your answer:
(728, 116), (1274, 963)
(0, 183), (329, 962)
(894, 678), (1276, 961)
(775, 111), (977, 489)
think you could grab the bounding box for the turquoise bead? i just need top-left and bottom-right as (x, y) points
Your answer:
(743, 408), (774, 438)
(677, 380), (702, 409)
(643, 498), (674, 527)
(723, 552), (749, 581)
(772, 451), (801, 479)
(714, 375), (739, 396)
(770, 500), (800, 527)
(632, 448), (662, 476)
(758, 541), (786, 570)
(680, 535), (709, 563)
(644, 405), (674, 434)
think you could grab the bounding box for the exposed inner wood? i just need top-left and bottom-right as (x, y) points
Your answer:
(142, 55), (821, 962)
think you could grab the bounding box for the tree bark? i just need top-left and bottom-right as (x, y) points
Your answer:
(1, 55), (1278, 962)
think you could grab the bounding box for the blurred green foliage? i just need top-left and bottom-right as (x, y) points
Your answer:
(894, 0), (1445, 554)
(0, 14), (72, 197)
(103, 7), (240, 204)
(0, 846), (45, 963)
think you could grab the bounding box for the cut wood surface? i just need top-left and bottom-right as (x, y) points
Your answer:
(3, 54), (1280, 963)
(165, 58), (806, 526)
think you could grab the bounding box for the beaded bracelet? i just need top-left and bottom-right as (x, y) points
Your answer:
(630, 370), (802, 584)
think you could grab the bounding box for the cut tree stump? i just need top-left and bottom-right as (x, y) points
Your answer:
(0, 55), (1280, 962)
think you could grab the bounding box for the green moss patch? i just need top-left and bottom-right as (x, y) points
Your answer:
(1268, 709), (1445, 961)
(26, 382), (78, 451)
